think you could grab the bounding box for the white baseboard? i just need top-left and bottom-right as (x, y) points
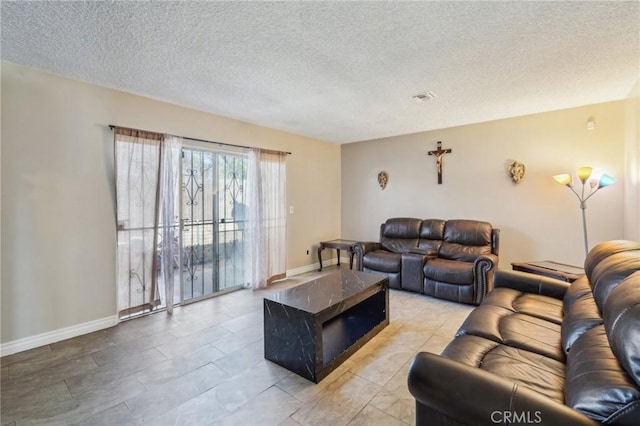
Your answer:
(286, 256), (351, 277)
(2, 258), (354, 357)
(0, 315), (119, 357)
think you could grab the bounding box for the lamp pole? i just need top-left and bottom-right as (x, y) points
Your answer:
(566, 186), (591, 257)
(580, 200), (588, 257)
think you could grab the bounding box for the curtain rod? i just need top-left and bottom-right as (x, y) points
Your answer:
(108, 124), (291, 155)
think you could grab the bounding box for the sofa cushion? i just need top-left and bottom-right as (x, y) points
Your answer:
(363, 250), (401, 272)
(423, 258), (473, 284)
(442, 334), (565, 403)
(381, 239), (419, 254)
(423, 280), (475, 304)
(561, 277), (602, 354)
(363, 268), (401, 290)
(456, 302), (564, 362)
(439, 220), (493, 262)
(380, 217), (421, 253)
(417, 219), (445, 251)
(565, 325), (640, 423)
(584, 240), (640, 282)
(603, 271), (640, 388)
(483, 287), (563, 325)
(590, 249), (640, 312)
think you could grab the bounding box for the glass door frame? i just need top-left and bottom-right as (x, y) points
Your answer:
(179, 145), (245, 306)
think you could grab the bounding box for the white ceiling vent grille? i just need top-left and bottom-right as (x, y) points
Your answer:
(412, 92), (437, 102)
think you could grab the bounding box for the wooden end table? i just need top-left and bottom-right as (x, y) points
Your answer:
(317, 239), (358, 271)
(511, 260), (584, 283)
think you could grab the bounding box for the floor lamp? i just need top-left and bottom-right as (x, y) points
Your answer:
(553, 166), (616, 257)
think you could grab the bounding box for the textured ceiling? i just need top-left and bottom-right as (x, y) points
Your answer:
(1, 1), (639, 144)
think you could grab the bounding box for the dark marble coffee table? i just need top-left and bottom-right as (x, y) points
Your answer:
(263, 270), (389, 383)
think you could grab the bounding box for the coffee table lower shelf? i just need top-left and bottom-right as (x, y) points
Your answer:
(263, 270), (389, 383)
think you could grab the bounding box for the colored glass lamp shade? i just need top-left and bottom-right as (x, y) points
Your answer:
(576, 166), (593, 184)
(553, 167), (616, 257)
(598, 174), (616, 188)
(553, 174), (572, 187)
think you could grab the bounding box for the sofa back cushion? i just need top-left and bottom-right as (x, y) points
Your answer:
(418, 219), (446, 251)
(561, 277), (603, 354)
(584, 240), (640, 282)
(439, 220), (493, 262)
(565, 325), (640, 423)
(589, 249), (640, 312)
(564, 242), (640, 423)
(603, 271), (640, 388)
(380, 218), (421, 253)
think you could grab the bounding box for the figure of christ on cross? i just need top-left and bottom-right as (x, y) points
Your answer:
(428, 141), (452, 184)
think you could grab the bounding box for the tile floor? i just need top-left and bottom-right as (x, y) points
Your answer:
(0, 266), (473, 426)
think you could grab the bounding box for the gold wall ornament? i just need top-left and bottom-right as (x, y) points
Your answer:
(377, 171), (388, 189)
(508, 161), (526, 184)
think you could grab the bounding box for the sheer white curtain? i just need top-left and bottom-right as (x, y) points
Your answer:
(115, 129), (182, 317)
(157, 134), (183, 314)
(115, 129), (163, 316)
(245, 148), (287, 289)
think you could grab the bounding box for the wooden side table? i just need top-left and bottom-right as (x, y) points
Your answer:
(511, 260), (584, 283)
(317, 239), (358, 271)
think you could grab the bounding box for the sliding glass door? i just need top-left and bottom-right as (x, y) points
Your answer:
(116, 142), (247, 319)
(180, 148), (246, 303)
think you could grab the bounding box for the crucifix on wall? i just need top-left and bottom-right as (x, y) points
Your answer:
(428, 141), (452, 184)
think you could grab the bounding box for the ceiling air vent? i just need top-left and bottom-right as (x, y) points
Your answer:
(412, 91), (437, 102)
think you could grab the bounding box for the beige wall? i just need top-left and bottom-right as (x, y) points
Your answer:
(341, 101), (627, 269)
(1, 62), (341, 343)
(624, 80), (640, 241)
(1, 60), (634, 347)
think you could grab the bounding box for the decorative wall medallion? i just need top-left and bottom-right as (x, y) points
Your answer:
(508, 161), (526, 184)
(377, 171), (388, 189)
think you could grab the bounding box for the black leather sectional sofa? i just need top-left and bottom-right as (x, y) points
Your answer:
(408, 240), (640, 425)
(355, 218), (499, 305)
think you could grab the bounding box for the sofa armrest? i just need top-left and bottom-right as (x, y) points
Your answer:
(494, 269), (570, 299)
(475, 253), (498, 267)
(472, 253), (499, 304)
(354, 242), (381, 271)
(408, 352), (599, 426)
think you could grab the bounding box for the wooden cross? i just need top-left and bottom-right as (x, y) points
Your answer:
(428, 141), (452, 184)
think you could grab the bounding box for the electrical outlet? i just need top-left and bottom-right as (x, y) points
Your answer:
(306, 250), (310, 255)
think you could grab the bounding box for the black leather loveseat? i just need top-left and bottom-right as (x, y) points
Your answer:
(408, 240), (640, 425)
(355, 218), (499, 305)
